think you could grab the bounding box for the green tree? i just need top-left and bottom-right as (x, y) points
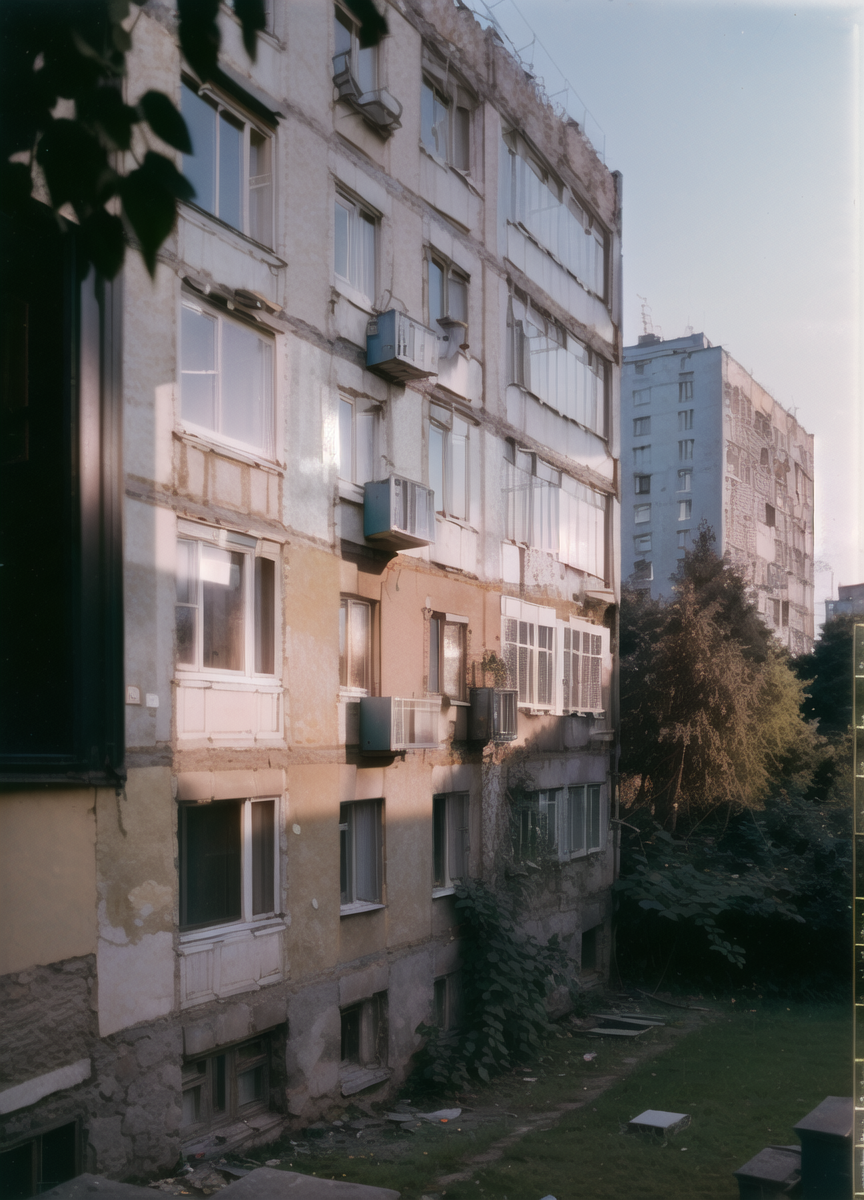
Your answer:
(794, 612), (856, 735)
(1, 0), (386, 278)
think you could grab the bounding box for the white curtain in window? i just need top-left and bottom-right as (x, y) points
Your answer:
(353, 801), (380, 903)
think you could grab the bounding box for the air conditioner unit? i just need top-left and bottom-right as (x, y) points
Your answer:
(332, 57), (403, 136)
(366, 310), (439, 383)
(364, 475), (436, 549)
(468, 688), (518, 743)
(359, 696), (441, 752)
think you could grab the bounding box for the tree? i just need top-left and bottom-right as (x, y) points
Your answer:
(794, 612), (856, 735)
(1, 0), (387, 278)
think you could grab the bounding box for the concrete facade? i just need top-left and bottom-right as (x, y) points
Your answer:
(621, 333), (814, 654)
(0, 0), (622, 1186)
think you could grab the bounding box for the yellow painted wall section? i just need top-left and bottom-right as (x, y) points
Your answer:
(0, 790), (97, 975)
(287, 546), (341, 749)
(285, 763), (343, 976)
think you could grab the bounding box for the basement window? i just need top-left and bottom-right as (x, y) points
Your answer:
(0, 1121), (78, 1200)
(181, 1036), (271, 1133)
(340, 993), (390, 1095)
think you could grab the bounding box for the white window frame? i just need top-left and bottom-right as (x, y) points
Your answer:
(561, 619), (608, 716)
(429, 404), (470, 522)
(501, 595), (557, 711)
(181, 79), (274, 246)
(340, 799), (384, 914)
(633, 445), (651, 469)
(678, 499), (692, 521)
(677, 529), (691, 550)
(432, 792), (470, 896)
(334, 190), (377, 308)
(179, 796), (280, 935)
(635, 474), (651, 495)
(677, 469), (692, 492)
(562, 785), (603, 858)
(679, 380), (694, 401)
(175, 522), (279, 683)
(632, 560), (653, 583)
(633, 387), (651, 405)
(334, 4), (378, 96)
(633, 416), (651, 436)
(339, 596), (373, 696)
(179, 299), (276, 460)
(512, 789), (561, 860)
(679, 439), (694, 462)
(678, 409), (694, 431)
(634, 533), (652, 553)
(428, 612), (468, 701)
(338, 397), (378, 488)
(420, 53), (473, 171)
(634, 504), (651, 524)
(181, 1033), (272, 1135)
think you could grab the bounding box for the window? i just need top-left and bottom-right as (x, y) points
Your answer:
(338, 398), (377, 485)
(340, 597), (371, 693)
(502, 613), (555, 708)
(633, 387), (651, 405)
(634, 504), (651, 525)
(633, 445), (651, 468)
(433, 792), (469, 892)
(678, 409), (694, 431)
(677, 529), (690, 549)
(634, 361), (646, 375)
(513, 790), (561, 860)
(429, 614), (466, 700)
(504, 137), (606, 298)
(428, 254), (468, 347)
(503, 444), (606, 578)
(181, 1036), (271, 1133)
(782, 600), (789, 626)
(180, 302), (275, 457)
(678, 500), (692, 521)
(765, 503), (776, 528)
(179, 798), (277, 931)
(634, 533), (652, 553)
(563, 785), (602, 855)
(429, 405), (469, 520)
(181, 81), (273, 245)
(341, 993), (387, 1075)
(0, 1122), (79, 1199)
(340, 799), (382, 910)
(632, 560), (653, 583)
(677, 469), (692, 492)
(176, 529), (277, 676)
(678, 440), (694, 461)
(421, 77), (470, 169)
(562, 625), (604, 713)
(434, 973), (462, 1033)
(509, 294), (607, 436)
(334, 6), (377, 96)
(760, 447), (770, 467)
(635, 475), (651, 495)
(334, 192), (376, 303)
(633, 416), (651, 436)
(679, 380), (693, 401)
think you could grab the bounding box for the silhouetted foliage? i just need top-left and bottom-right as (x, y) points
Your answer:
(794, 612), (856, 735)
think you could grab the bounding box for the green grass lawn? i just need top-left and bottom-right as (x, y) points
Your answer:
(261, 1000), (849, 1200)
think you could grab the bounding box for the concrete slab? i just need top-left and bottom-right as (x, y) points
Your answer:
(220, 1167), (400, 1199)
(629, 1110), (690, 1135)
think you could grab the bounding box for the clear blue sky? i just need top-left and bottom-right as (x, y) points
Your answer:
(500, 0), (862, 605)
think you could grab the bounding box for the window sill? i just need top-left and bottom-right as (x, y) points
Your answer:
(174, 427), (284, 474)
(179, 916), (285, 946)
(338, 478), (366, 503)
(432, 886), (456, 899)
(340, 1064), (391, 1097)
(179, 202), (287, 267)
(435, 513), (478, 534)
(340, 901), (385, 917)
(175, 675), (283, 691)
(333, 280), (375, 315)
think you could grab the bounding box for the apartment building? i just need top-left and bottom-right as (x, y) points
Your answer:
(0, 0), (622, 1188)
(621, 333), (814, 654)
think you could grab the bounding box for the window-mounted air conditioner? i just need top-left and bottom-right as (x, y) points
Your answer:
(468, 688), (518, 743)
(359, 696), (441, 753)
(366, 310), (439, 383)
(364, 475), (436, 550)
(332, 56), (403, 136)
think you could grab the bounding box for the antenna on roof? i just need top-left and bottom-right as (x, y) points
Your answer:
(636, 294), (660, 338)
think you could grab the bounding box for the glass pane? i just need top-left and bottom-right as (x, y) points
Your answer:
(237, 1065), (264, 1106)
(181, 307), (217, 430)
(181, 1086), (201, 1128)
(181, 802), (242, 927)
(218, 111), (243, 230)
(334, 9), (352, 56)
(221, 321), (273, 452)
(334, 200), (350, 280)
(442, 622), (463, 699)
(202, 546), (245, 671)
(448, 794), (469, 880)
(431, 92), (449, 158)
(251, 800), (275, 915)
(340, 808), (352, 903)
(338, 398), (353, 480)
(254, 557), (275, 674)
(176, 605), (197, 666)
(176, 539), (196, 604)
(213, 1054), (226, 1112)
(359, 213), (375, 300)
(355, 411), (375, 485)
(248, 130), (272, 246)
(341, 1006), (361, 1061)
(432, 795), (446, 887)
(181, 84), (216, 213)
(357, 44), (377, 94)
(339, 599), (348, 687)
(448, 276), (467, 324)
(450, 422), (467, 520)
(453, 106), (470, 170)
(428, 616), (440, 694)
(429, 424), (444, 513)
(353, 800), (379, 902)
(421, 80), (436, 155)
(349, 601), (369, 691)
(429, 260), (444, 324)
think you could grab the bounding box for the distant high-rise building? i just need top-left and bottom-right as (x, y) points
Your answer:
(622, 333), (814, 655)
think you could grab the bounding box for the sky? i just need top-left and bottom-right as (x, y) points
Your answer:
(487, 0), (863, 609)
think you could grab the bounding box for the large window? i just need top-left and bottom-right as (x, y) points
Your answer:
(678, 500), (692, 521)
(339, 597), (372, 693)
(509, 294), (606, 437)
(181, 81), (273, 245)
(513, 785), (602, 861)
(429, 613), (466, 700)
(635, 475), (651, 495)
(502, 606), (555, 709)
(421, 78), (470, 169)
(181, 1035), (271, 1133)
(678, 439), (694, 462)
(338, 398), (377, 486)
(563, 785), (602, 856)
(179, 798), (277, 930)
(334, 5), (377, 95)
(428, 254), (469, 353)
(429, 405), (469, 521)
(504, 139), (606, 299)
(513, 789), (560, 860)
(678, 409), (694, 431)
(562, 626), (603, 714)
(340, 800), (383, 911)
(176, 529), (277, 676)
(180, 302), (275, 457)
(0, 1122), (78, 1199)
(334, 192), (376, 304)
(433, 792), (469, 892)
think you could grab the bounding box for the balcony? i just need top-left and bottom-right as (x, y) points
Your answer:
(364, 475), (435, 550)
